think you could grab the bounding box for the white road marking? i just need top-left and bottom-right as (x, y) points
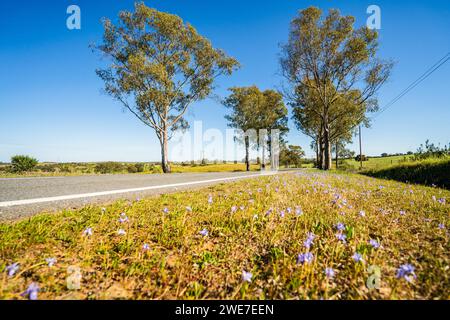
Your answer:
(0, 172), (275, 207)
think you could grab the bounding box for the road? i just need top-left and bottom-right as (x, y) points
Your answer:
(0, 171), (274, 221)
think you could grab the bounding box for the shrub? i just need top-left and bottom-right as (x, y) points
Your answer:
(95, 162), (125, 174)
(355, 155), (368, 162)
(10, 155), (38, 173)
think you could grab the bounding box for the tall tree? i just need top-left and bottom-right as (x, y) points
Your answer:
(94, 3), (239, 173)
(281, 7), (392, 170)
(223, 86), (288, 171)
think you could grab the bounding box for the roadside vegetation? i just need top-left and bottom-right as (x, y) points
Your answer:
(1, 171), (448, 300)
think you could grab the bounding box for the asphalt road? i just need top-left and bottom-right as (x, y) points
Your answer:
(0, 171), (273, 221)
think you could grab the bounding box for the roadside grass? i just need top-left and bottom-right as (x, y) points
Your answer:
(361, 158), (450, 190)
(0, 170), (448, 300)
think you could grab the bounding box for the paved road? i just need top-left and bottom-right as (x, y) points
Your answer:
(0, 171), (273, 221)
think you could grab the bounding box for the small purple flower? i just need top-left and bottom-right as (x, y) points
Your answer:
(163, 207), (169, 214)
(438, 223), (445, 230)
(279, 210), (285, 218)
(286, 207), (292, 214)
(297, 252), (314, 265)
(438, 198), (446, 204)
(231, 206), (237, 213)
(265, 208), (273, 216)
(242, 270), (252, 283)
(45, 258), (57, 267)
(399, 210), (406, 216)
(336, 222), (345, 231)
(352, 252), (364, 263)
(199, 228), (209, 237)
(83, 227), (93, 237)
(117, 229), (126, 236)
(118, 213), (129, 223)
(359, 210), (366, 217)
(5, 263), (19, 277)
(396, 264), (416, 282)
(142, 243), (150, 251)
(208, 195), (213, 204)
(325, 267), (335, 279)
(336, 233), (347, 243)
(295, 206), (303, 216)
(369, 239), (380, 249)
(303, 232), (316, 249)
(23, 283), (40, 300)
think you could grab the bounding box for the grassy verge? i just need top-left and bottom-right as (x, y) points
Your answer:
(361, 158), (450, 189)
(0, 171), (448, 299)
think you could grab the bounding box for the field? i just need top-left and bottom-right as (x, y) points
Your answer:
(338, 155), (413, 172)
(1, 170), (448, 300)
(0, 162), (262, 178)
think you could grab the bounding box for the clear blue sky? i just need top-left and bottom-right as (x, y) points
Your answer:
(1, 0), (449, 162)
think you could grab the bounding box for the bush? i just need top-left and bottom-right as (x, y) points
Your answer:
(355, 155), (368, 162)
(10, 155), (38, 173)
(95, 162), (125, 174)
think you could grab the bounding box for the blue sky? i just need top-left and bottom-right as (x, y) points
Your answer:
(0, 0), (449, 162)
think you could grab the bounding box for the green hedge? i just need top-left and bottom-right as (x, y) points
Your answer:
(362, 158), (450, 189)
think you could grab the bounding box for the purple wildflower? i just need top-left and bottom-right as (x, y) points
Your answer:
(359, 210), (366, 217)
(117, 229), (126, 236)
(279, 210), (285, 218)
(295, 206), (303, 216)
(118, 213), (129, 223)
(336, 233), (347, 243)
(438, 198), (446, 204)
(163, 207), (169, 214)
(5, 263), (19, 277)
(438, 223), (445, 230)
(231, 206), (237, 213)
(396, 264), (416, 283)
(199, 228), (209, 237)
(23, 283), (40, 300)
(142, 243), (150, 251)
(325, 267), (335, 279)
(399, 210), (406, 216)
(303, 232), (316, 249)
(208, 195), (213, 204)
(242, 270), (252, 283)
(45, 258), (57, 267)
(352, 252), (364, 263)
(83, 227), (93, 237)
(336, 222), (345, 231)
(297, 252), (314, 265)
(369, 239), (380, 249)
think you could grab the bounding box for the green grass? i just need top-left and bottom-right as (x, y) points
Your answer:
(1, 170), (448, 300)
(338, 155), (413, 172)
(362, 157), (450, 189)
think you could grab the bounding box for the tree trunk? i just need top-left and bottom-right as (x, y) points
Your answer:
(315, 139), (319, 168)
(160, 130), (171, 173)
(323, 122), (332, 170)
(261, 142), (266, 170)
(245, 136), (250, 171)
(335, 141), (339, 170)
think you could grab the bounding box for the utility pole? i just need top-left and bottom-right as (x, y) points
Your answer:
(359, 125), (363, 169)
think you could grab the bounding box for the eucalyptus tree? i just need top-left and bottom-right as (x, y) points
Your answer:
(223, 86), (288, 171)
(281, 6), (392, 170)
(94, 3), (239, 173)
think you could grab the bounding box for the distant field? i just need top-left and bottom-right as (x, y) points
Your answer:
(0, 162), (262, 178)
(338, 155), (413, 172)
(0, 170), (448, 299)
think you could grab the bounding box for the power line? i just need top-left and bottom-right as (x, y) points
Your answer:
(372, 52), (450, 120)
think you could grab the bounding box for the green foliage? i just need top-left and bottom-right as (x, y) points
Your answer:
(10, 155), (38, 173)
(95, 162), (126, 174)
(413, 140), (449, 161)
(363, 158), (450, 189)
